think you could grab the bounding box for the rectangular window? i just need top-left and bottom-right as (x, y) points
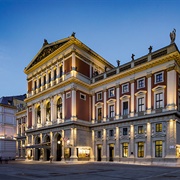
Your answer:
(155, 93), (163, 109)
(34, 81), (37, 89)
(49, 73), (51, 83)
(97, 131), (101, 138)
(109, 105), (114, 118)
(109, 129), (114, 137)
(138, 142), (144, 157)
(54, 69), (57, 80)
(137, 78), (145, 89)
(155, 72), (163, 83)
(123, 128), (128, 135)
(109, 88), (115, 97)
(39, 78), (41, 87)
(156, 123), (162, 132)
(98, 108), (102, 121)
(43, 75), (46, 85)
(66, 92), (71, 99)
(97, 92), (102, 101)
(122, 84), (129, 93)
(122, 143), (128, 157)
(123, 101), (128, 115)
(80, 93), (86, 100)
(155, 140), (162, 157)
(138, 97), (145, 112)
(138, 126), (144, 134)
(60, 66), (63, 77)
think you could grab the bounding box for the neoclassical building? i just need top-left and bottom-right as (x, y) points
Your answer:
(23, 32), (180, 165)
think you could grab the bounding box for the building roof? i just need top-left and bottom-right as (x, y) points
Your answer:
(0, 94), (26, 106)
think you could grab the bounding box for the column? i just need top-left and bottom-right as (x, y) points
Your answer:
(32, 105), (35, 128)
(50, 131), (53, 160)
(51, 68), (54, 86)
(62, 92), (65, 122)
(90, 130), (95, 161)
(92, 92), (95, 123)
(41, 73), (44, 91)
(61, 130), (65, 161)
(146, 122), (152, 158)
(71, 85), (77, 121)
(116, 84), (120, 119)
(103, 88), (107, 122)
(72, 50), (76, 70)
(167, 67), (177, 110)
(147, 72), (152, 114)
(130, 125), (134, 158)
(102, 129), (107, 161)
(70, 128), (78, 161)
(31, 135), (34, 160)
(130, 79), (134, 117)
(50, 97), (54, 122)
(114, 127), (119, 162)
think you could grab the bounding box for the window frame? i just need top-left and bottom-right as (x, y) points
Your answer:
(137, 78), (145, 89)
(108, 88), (115, 98)
(156, 123), (162, 132)
(122, 83), (129, 93)
(155, 72), (164, 84)
(80, 93), (86, 100)
(123, 127), (128, 135)
(138, 126), (144, 134)
(155, 140), (163, 157)
(122, 142), (128, 157)
(137, 142), (144, 158)
(97, 92), (102, 101)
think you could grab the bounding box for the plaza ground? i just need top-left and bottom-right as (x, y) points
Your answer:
(0, 160), (180, 180)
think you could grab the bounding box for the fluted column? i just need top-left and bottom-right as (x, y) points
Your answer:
(130, 79), (134, 117)
(102, 129), (107, 161)
(32, 104), (35, 128)
(146, 72), (152, 114)
(70, 128), (78, 161)
(129, 125), (134, 158)
(92, 92), (95, 123)
(71, 85), (77, 121)
(103, 88), (107, 122)
(114, 127), (119, 161)
(116, 84), (120, 119)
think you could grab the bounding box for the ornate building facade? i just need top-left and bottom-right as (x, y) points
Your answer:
(24, 32), (180, 165)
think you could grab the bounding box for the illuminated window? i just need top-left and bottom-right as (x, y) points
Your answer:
(109, 88), (115, 97)
(155, 93), (163, 109)
(122, 83), (129, 93)
(80, 93), (86, 100)
(97, 92), (102, 101)
(137, 78), (145, 89)
(123, 101), (128, 115)
(97, 108), (102, 121)
(155, 140), (162, 157)
(138, 97), (145, 112)
(138, 126), (144, 134)
(109, 105), (114, 118)
(155, 72), (163, 84)
(123, 128), (128, 135)
(122, 143), (128, 157)
(156, 123), (162, 132)
(137, 142), (144, 157)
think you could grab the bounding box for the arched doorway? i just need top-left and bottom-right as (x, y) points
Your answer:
(35, 136), (41, 161)
(44, 135), (51, 161)
(97, 145), (102, 161)
(56, 134), (62, 161)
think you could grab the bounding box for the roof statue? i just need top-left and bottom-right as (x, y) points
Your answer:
(43, 39), (49, 46)
(170, 28), (176, 44)
(116, 60), (120, 67)
(148, 46), (153, 54)
(71, 32), (76, 37)
(131, 54), (135, 61)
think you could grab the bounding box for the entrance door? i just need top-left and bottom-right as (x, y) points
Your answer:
(57, 143), (62, 161)
(97, 146), (102, 161)
(109, 145), (114, 161)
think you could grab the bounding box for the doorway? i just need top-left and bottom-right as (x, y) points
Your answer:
(109, 144), (114, 161)
(97, 145), (102, 161)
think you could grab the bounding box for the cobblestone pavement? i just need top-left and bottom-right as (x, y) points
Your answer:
(0, 160), (180, 180)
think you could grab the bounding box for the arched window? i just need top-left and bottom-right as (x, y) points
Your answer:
(46, 102), (51, 121)
(57, 98), (62, 119)
(37, 105), (41, 123)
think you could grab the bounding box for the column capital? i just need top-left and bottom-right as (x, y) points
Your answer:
(146, 71), (152, 78)
(166, 65), (176, 72)
(130, 78), (135, 84)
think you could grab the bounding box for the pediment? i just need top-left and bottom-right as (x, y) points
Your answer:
(25, 37), (71, 71)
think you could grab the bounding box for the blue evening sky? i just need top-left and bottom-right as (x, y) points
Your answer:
(0, 0), (180, 96)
